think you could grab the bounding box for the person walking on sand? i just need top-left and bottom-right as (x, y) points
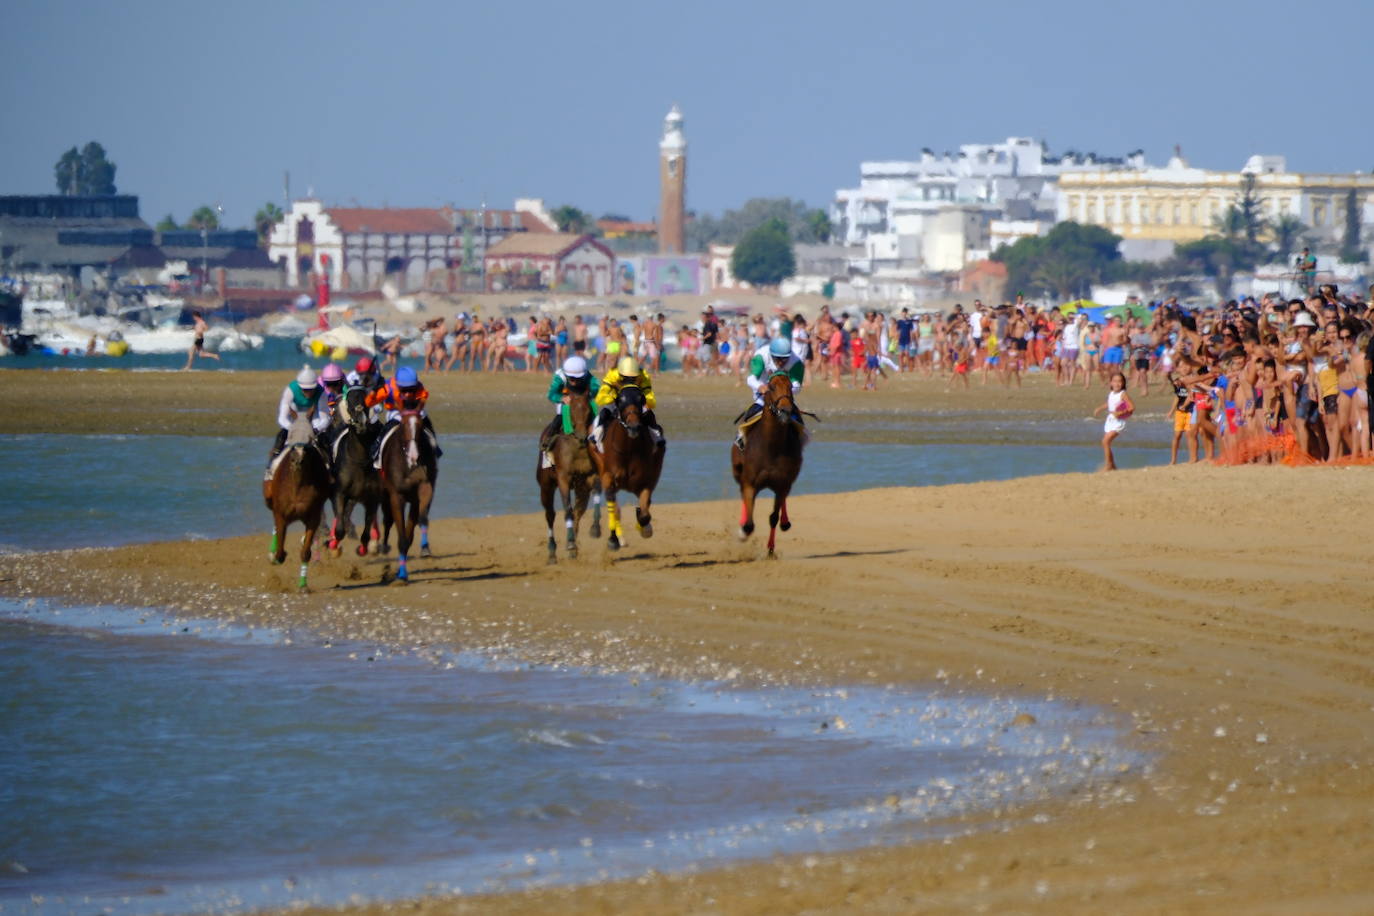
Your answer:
(182, 311), (220, 370)
(1093, 371), (1133, 471)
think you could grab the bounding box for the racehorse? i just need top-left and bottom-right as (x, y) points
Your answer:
(377, 409), (437, 583)
(590, 384), (664, 550)
(263, 411), (332, 590)
(537, 386), (602, 562)
(327, 386), (384, 557)
(731, 371), (807, 557)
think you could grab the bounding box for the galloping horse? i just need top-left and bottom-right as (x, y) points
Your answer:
(731, 371), (807, 557)
(377, 410), (437, 583)
(327, 386), (384, 557)
(590, 385), (664, 550)
(263, 411), (332, 590)
(537, 387), (602, 562)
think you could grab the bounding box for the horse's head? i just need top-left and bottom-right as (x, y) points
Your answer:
(399, 410), (426, 468)
(285, 410), (316, 446)
(616, 385), (646, 437)
(763, 372), (797, 422)
(566, 387), (593, 440)
(342, 386), (370, 431)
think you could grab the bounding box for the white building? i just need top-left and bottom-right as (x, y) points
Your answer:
(832, 137), (1145, 247)
(267, 198), (556, 290)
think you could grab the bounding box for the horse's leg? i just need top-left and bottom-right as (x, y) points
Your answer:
(270, 510), (287, 564)
(603, 478), (622, 550)
(417, 482), (433, 559)
(738, 482), (757, 541)
(779, 496), (791, 531)
(540, 472), (558, 563)
(378, 499), (393, 554)
(560, 472), (578, 558)
(390, 491), (409, 581)
(766, 491), (782, 558)
(635, 485), (653, 539)
(299, 506), (321, 590)
(589, 481), (602, 539)
(358, 497), (374, 557)
(570, 478), (590, 559)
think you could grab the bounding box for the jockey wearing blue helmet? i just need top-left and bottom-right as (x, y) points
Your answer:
(366, 365), (442, 461)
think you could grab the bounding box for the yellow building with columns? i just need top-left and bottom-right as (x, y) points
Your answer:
(1057, 153), (1372, 246)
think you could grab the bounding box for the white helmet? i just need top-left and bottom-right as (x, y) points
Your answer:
(296, 364), (319, 388)
(562, 355), (589, 378)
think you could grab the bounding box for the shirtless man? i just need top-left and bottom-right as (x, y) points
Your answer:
(861, 311), (883, 390)
(1005, 308), (1028, 388)
(643, 313), (665, 371)
(572, 314), (589, 357)
(1100, 317), (1128, 383)
(182, 310), (220, 370)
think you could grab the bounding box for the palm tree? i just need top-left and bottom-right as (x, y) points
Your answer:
(254, 202), (284, 246)
(1268, 215), (1308, 265)
(186, 205), (220, 231)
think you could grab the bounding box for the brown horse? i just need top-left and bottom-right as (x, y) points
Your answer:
(327, 386), (385, 557)
(263, 412), (332, 590)
(590, 385), (664, 551)
(378, 409), (437, 583)
(731, 371), (806, 557)
(537, 388), (602, 562)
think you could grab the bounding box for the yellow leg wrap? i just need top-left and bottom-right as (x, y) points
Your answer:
(607, 502), (620, 537)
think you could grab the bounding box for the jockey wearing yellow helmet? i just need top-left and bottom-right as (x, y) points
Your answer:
(591, 355), (665, 448)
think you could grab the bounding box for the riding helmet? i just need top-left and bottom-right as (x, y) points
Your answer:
(355, 356), (374, 374)
(562, 355), (589, 378)
(296, 364), (319, 388)
(396, 366), (419, 387)
(617, 356), (641, 377)
(321, 363), (344, 384)
(769, 337), (792, 358)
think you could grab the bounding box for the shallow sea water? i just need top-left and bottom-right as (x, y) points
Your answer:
(0, 599), (1141, 915)
(0, 433), (1164, 552)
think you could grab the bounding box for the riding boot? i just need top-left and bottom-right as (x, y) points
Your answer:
(539, 414), (562, 453)
(266, 428), (288, 467)
(372, 419), (397, 466)
(735, 403), (762, 450)
(643, 409), (666, 450)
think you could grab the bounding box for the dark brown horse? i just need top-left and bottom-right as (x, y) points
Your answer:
(263, 412), (332, 590)
(731, 371), (806, 557)
(537, 388), (602, 562)
(378, 410), (437, 583)
(590, 385), (664, 551)
(327, 386), (385, 557)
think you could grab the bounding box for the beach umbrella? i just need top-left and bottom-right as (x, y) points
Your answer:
(1058, 299), (1100, 315)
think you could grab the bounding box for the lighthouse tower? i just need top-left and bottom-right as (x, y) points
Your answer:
(658, 104), (686, 254)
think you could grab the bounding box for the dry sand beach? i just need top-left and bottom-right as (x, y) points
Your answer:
(4, 370), (1374, 913)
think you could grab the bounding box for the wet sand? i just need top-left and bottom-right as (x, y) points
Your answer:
(4, 371), (1374, 913)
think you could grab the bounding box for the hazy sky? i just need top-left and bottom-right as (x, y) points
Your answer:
(4, 0), (1371, 228)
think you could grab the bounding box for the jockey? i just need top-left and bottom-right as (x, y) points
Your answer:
(365, 365), (442, 460)
(541, 355), (601, 453)
(737, 336), (806, 448)
(316, 362), (347, 451)
(345, 355), (384, 397)
(591, 356), (664, 449)
(345, 355), (385, 425)
(268, 364), (330, 469)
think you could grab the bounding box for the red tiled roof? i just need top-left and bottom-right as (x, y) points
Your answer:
(596, 219), (657, 234)
(484, 232), (615, 259)
(326, 207), (452, 234)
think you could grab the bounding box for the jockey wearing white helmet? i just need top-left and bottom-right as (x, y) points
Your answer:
(268, 364), (331, 468)
(541, 355), (602, 452)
